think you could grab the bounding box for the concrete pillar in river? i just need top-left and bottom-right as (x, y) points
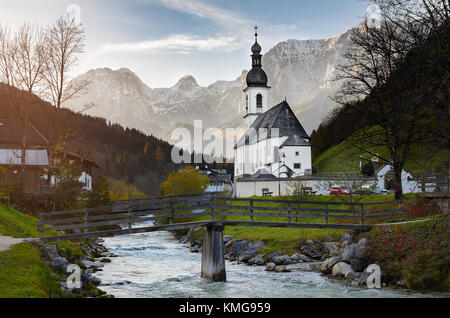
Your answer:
(201, 224), (226, 282)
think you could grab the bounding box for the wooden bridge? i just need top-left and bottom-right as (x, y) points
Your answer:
(37, 193), (407, 282)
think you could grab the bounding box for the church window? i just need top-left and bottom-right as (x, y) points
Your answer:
(256, 94), (263, 108)
(294, 163), (301, 169)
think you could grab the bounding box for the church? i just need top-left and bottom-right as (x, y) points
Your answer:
(234, 29), (312, 181)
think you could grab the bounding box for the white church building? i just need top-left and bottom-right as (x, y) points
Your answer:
(234, 29), (312, 181)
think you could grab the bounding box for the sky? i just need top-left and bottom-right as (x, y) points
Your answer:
(0, 0), (370, 88)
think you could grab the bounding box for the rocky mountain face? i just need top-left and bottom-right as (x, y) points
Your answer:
(64, 30), (352, 143)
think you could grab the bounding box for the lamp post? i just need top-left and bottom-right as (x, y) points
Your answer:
(278, 153), (286, 196)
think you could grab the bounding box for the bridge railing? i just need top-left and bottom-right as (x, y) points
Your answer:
(38, 194), (408, 238)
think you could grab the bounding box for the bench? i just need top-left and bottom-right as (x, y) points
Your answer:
(262, 188), (273, 197)
(301, 187), (317, 195)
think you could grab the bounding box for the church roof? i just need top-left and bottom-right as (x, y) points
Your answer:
(235, 100), (310, 148)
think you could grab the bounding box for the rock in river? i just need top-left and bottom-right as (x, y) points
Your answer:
(300, 245), (322, 259)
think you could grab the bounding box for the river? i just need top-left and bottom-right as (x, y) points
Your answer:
(95, 222), (441, 298)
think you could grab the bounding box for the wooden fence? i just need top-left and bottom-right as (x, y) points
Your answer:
(38, 194), (408, 238)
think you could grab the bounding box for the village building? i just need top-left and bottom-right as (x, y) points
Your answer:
(0, 118), (99, 193)
(234, 28), (312, 181)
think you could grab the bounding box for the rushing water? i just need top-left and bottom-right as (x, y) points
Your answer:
(95, 222), (441, 298)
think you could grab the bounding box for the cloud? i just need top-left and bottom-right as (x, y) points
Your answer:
(150, 0), (252, 27)
(95, 33), (243, 55)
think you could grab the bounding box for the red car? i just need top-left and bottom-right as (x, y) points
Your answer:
(330, 186), (352, 195)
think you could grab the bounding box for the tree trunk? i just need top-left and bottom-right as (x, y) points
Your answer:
(18, 112), (29, 195)
(393, 164), (403, 200)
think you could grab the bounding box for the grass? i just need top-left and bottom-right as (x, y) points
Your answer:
(313, 128), (450, 174)
(177, 194), (411, 255)
(0, 243), (63, 298)
(0, 203), (85, 298)
(0, 202), (40, 238)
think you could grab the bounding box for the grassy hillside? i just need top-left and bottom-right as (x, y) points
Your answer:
(0, 203), (40, 238)
(0, 243), (63, 297)
(313, 129), (449, 174)
(0, 203), (64, 297)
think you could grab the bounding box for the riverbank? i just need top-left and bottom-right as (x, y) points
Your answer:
(178, 214), (449, 294)
(0, 202), (112, 298)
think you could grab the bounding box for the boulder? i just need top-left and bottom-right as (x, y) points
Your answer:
(265, 263), (276, 272)
(89, 275), (102, 286)
(354, 238), (369, 259)
(40, 245), (59, 260)
(289, 254), (304, 263)
(238, 250), (257, 263)
(341, 243), (357, 262)
(351, 259), (365, 272)
(320, 256), (342, 274)
(340, 234), (352, 243)
(81, 260), (105, 269)
(190, 246), (201, 253)
(291, 253), (312, 263)
(229, 240), (249, 256)
(273, 254), (291, 265)
(323, 242), (340, 257)
(275, 265), (291, 273)
(99, 258), (112, 263)
(266, 252), (285, 263)
(51, 257), (68, 268)
(350, 268), (371, 286)
(300, 246), (322, 259)
(248, 254), (266, 266)
(332, 262), (353, 278)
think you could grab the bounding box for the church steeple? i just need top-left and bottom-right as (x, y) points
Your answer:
(246, 26), (268, 87)
(244, 27), (271, 129)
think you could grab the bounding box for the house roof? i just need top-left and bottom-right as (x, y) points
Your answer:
(236, 100), (310, 148)
(0, 149), (49, 166)
(56, 151), (100, 169)
(247, 168), (278, 180)
(0, 118), (48, 147)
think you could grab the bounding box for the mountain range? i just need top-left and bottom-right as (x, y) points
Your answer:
(64, 29), (353, 145)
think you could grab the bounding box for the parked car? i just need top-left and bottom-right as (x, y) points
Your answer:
(374, 188), (390, 194)
(330, 186), (352, 195)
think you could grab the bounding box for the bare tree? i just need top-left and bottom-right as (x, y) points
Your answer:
(334, 0), (449, 199)
(42, 16), (88, 110)
(0, 23), (47, 192)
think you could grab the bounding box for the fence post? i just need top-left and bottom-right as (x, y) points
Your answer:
(84, 208), (88, 233)
(39, 213), (43, 238)
(250, 200), (254, 222)
(170, 202), (175, 224)
(359, 204), (364, 225)
(287, 202), (292, 223)
(210, 201), (215, 221)
(127, 207), (132, 229)
(324, 204), (328, 224)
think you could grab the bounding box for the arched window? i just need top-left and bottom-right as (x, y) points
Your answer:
(256, 94), (263, 108)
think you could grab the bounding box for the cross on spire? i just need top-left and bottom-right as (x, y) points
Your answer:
(255, 26), (258, 41)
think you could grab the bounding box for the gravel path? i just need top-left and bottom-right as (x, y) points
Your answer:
(0, 235), (25, 252)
